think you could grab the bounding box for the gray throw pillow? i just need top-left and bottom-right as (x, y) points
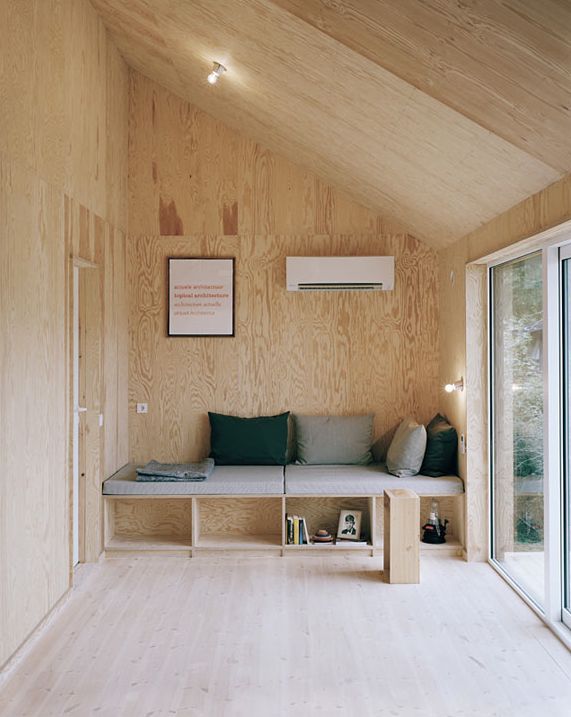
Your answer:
(386, 417), (427, 477)
(294, 414), (374, 465)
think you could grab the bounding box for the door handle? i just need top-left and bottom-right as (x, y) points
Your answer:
(75, 406), (88, 413)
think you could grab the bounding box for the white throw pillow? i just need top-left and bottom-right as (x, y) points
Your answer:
(386, 417), (427, 477)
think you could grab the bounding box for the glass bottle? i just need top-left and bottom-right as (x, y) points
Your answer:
(430, 499), (440, 536)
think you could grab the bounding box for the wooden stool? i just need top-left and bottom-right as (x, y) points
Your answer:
(383, 488), (420, 584)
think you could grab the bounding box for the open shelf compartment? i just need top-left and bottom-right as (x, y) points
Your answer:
(193, 496), (283, 552)
(374, 494), (464, 554)
(285, 496), (375, 549)
(104, 497), (192, 553)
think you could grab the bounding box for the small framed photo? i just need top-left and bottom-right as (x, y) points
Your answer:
(168, 257), (235, 337)
(337, 509), (362, 541)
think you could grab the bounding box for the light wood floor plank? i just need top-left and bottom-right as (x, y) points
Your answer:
(1, 556), (570, 716)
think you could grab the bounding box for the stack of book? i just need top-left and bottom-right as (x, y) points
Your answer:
(286, 514), (310, 545)
(335, 538), (369, 547)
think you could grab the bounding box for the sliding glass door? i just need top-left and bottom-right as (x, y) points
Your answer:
(490, 252), (545, 607)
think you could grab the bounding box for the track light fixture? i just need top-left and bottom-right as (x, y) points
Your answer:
(208, 62), (227, 85)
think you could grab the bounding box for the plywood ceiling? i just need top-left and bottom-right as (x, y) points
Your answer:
(91, 0), (571, 247)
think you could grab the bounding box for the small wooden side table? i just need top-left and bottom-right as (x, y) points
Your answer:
(383, 488), (420, 584)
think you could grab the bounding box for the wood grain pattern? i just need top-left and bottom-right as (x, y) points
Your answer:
(104, 225), (129, 478)
(129, 233), (439, 464)
(65, 0), (108, 220)
(81, 266), (104, 563)
(0, 156), (68, 667)
(0, 0), (129, 668)
(3, 557), (571, 715)
(383, 489), (420, 583)
(374, 496), (461, 546)
(273, 0), (571, 172)
(111, 499), (192, 540)
(438, 239), (468, 486)
(286, 497), (372, 543)
(97, 4), (562, 246)
(0, 0), (67, 188)
(128, 73), (397, 238)
(104, 39), (129, 232)
(0, 0), (129, 232)
(465, 174), (571, 263)
(465, 266), (490, 563)
(127, 88), (439, 465)
(197, 498), (282, 538)
(65, 198), (130, 563)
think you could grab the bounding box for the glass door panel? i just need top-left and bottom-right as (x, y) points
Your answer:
(491, 252), (544, 607)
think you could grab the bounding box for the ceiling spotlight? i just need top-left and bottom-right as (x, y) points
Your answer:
(207, 62), (226, 85)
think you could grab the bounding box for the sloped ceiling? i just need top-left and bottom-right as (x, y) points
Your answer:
(91, 0), (571, 248)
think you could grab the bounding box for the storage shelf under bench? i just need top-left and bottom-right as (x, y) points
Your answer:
(103, 491), (464, 557)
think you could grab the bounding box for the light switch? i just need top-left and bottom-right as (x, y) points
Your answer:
(136, 403), (148, 414)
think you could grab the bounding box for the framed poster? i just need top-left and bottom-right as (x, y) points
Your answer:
(168, 257), (235, 336)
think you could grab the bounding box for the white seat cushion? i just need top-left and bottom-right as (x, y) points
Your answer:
(285, 464), (464, 496)
(103, 464), (285, 495)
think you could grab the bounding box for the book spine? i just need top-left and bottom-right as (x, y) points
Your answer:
(294, 516), (299, 545)
(286, 515), (293, 545)
(302, 517), (310, 545)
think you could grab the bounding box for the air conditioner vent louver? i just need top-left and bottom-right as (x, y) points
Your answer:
(286, 257), (394, 292)
(298, 283), (383, 291)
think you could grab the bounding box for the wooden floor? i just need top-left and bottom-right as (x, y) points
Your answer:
(1, 555), (571, 716)
(500, 551), (545, 606)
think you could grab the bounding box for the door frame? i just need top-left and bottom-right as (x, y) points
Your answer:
(69, 256), (101, 573)
(483, 227), (571, 647)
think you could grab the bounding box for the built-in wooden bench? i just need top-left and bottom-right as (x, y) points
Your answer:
(102, 464), (464, 557)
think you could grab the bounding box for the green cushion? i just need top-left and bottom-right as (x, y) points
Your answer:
(420, 414), (458, 477)
(208, 411), (290, 465)
(294, 415), (374, 465)
(386, 417), (427, 477)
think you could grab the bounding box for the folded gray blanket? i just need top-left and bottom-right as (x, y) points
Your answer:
(136, 458), (215, 482)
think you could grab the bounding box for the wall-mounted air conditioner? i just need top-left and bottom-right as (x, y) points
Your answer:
(286, 256), (394, 292)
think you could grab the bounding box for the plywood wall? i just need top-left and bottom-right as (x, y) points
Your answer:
(0, 0), (128, 232)
(129, 73), (440, 464)
(0, 0), (128, 668)
(128, 73), (405, 238)
(0, 154), (69, 669)
(438, 173), (571, 561)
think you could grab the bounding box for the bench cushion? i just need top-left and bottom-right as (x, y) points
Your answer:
(103, 464), (285, 495)
(284, 463), (464, 496)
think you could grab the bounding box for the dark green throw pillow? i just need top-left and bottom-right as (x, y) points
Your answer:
(208, 411), (290, 465)
(420, 414), (458, 477)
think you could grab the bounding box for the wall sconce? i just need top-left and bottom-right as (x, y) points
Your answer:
(444, 377), (464, 393)
(207, 62), (227, 85)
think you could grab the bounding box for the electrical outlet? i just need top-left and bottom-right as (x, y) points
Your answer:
(459, 433), (466, 454)
(136, 403), (148, 414)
